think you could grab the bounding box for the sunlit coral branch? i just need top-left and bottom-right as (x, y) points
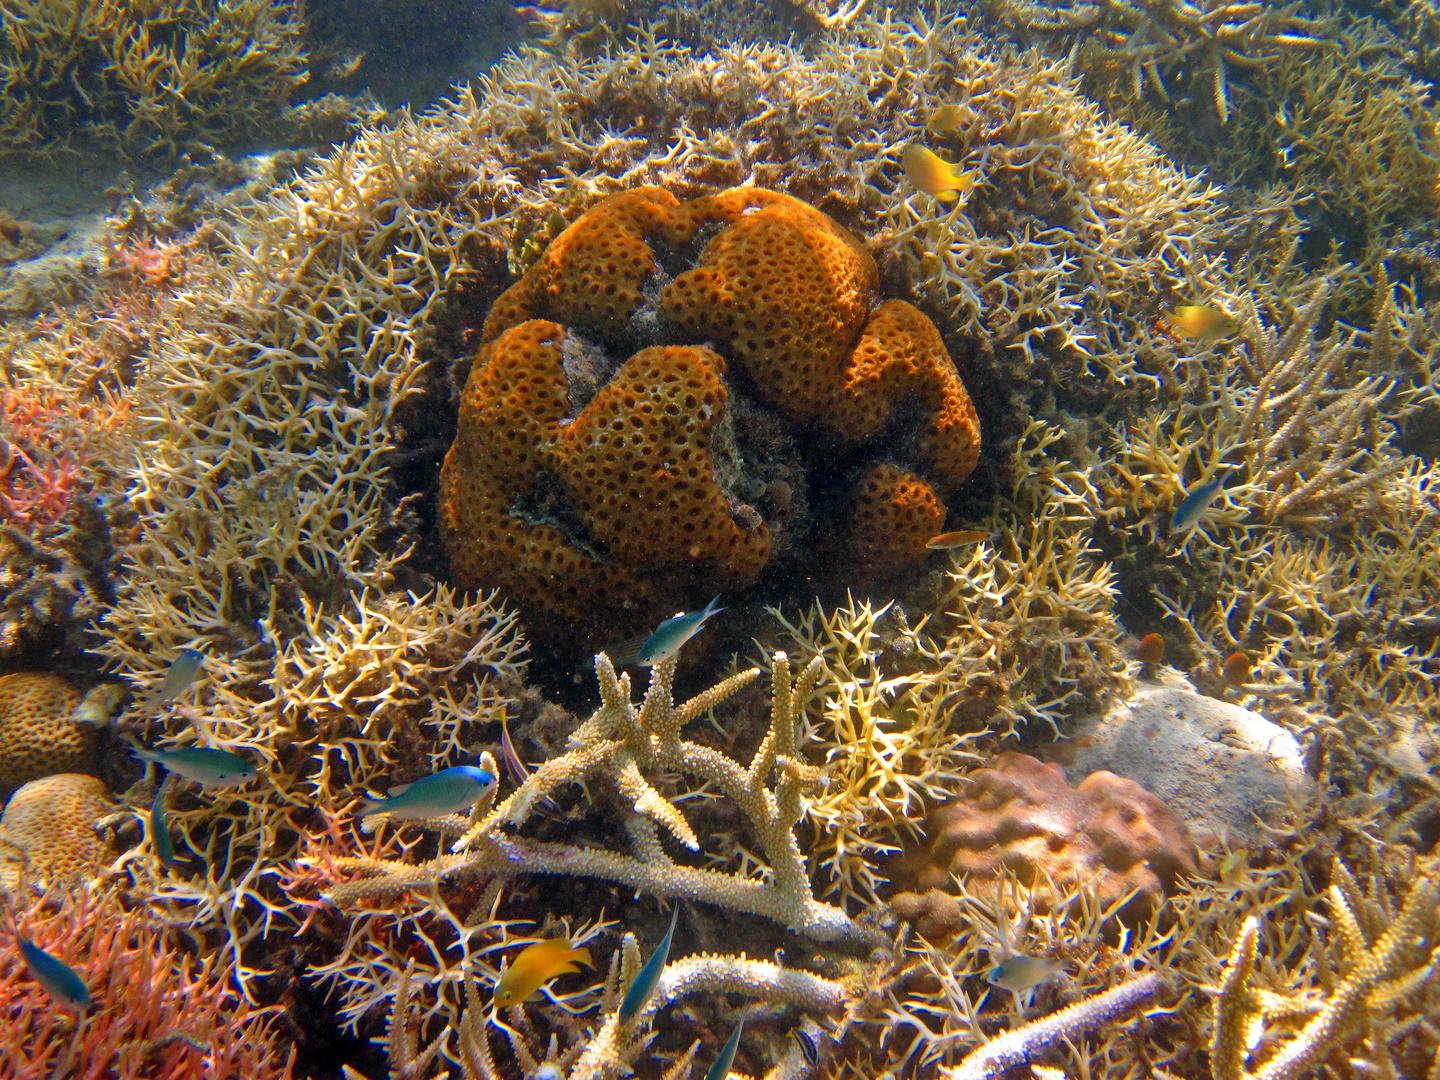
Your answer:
(1231, 282), (1408, 520)
(1209, 858), (1440, 1080)
(327, 651), (873, 943)
(942, 970), (1165, 1080)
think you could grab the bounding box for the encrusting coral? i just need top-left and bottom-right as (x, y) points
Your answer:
(441, 185), (980, 645)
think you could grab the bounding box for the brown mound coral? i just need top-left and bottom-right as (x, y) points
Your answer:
(0, 673), (99, 797)
(0, 773), (112, 891)
(890, 751), (1198, 924)
(443, 187), (980, 644)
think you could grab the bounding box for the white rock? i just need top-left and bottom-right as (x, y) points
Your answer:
(1062, 671), (1312, 850)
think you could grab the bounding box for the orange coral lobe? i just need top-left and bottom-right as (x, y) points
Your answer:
(443, 187), (981, 643)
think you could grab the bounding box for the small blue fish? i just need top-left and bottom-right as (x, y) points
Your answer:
(618, 905), (679, 1025)
(987, 954), (1061, 1009)
(17, 935), (91, 1010)
(130, 742), (257, 788)
(1171, 471), (1230, 533)
(159, 650), (205, 702)
(704, 1021), (744, 1080)
(357, 765), (497, 819)
(150, 779), (177, 867)
(635, 596), (725, 666)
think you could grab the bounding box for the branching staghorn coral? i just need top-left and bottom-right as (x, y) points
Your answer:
(325, 651), (876, 944)
(989, 2), (1439, 289)
(987, 0), (1333, 126)
(0, 0), (307, 155)
(876, 30), (1228, 384)
(97, 585), (528, 1008)
(1081, 270), (1440, 742)
(861, 870), (1178, 1078)
(450, 926), (848, 1080)
(931, 419), (1129, 741)
(768, 598), (987, 910)
(1208, 858), (1440, 1080)
(1228, 280), (1411, 520)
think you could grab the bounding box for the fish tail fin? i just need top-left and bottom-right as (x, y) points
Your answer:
(572, 946), (594, 969)
(356, 798), (384, 817)
(126, 738), (155, 765)
(702, 595), (726, 619)
(605, 633), (649, 667)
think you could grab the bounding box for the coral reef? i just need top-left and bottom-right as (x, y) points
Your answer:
(0, 773), (113, 892)
(0, 674), (100, 797)
(0, 0), (307, 155)
(0, 4), (1434, 1079)
(890, 752), (1199, 925)
(443, 186), (980, 645)
(1207, 857), (1440, 1080)
(1, 888), (294, 1078)
(986, 0), (1440, 297)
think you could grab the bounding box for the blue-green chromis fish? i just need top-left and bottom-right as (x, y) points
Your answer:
(704, 1021), (744, 1080)
(618, 905), (679, 1024)
(150, 779), (177, 867)
(357, 765), (496, 819)
(637, 596), (725, 666)
(130, 742), (257, 788)
(159, 649), (205, 701)
(17, 935), (91, 1010)
(1171, 473), (1228, 532)
(986, 955), (1061, 996)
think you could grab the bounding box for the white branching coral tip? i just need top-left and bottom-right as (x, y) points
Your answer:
(943, 970), (1166, 1080)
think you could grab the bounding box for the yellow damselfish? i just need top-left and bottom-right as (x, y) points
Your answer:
(493, 938), (594, 1007)
(1160, 305), (1242, 341)
(902, 144), (978, 203)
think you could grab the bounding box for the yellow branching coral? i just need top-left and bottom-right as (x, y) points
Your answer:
(770, 598), (986, 909)
(1209, 858), (1440, 1080)
(988, 0), (1333, 125)
(0, 0), (307, 155)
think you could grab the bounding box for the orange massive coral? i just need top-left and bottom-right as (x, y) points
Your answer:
(441, 187), (981, 645)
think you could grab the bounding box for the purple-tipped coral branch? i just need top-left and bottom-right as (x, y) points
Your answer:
(943, 970), (1165, 1080)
